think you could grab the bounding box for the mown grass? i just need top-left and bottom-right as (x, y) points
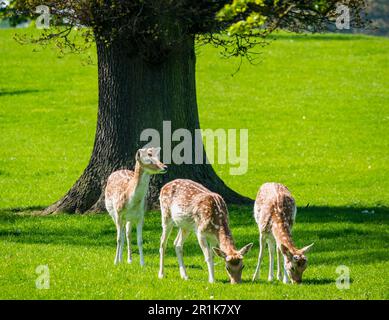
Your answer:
(0, 207), (388, 299)
(0, 29), (388, 299)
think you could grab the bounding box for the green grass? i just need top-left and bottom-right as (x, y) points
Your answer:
(0, 29), (389, 299)
(0, 208), (388, 299)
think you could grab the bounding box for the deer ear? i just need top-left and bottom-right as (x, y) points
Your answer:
(135, 150), (141, 161)
(239, 243), (253, 256)
(152, 147), (161, 157)
(301, 243), (314, 254)
(212, 247), (227, 259)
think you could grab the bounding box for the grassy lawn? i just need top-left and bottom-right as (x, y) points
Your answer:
(0, 29), (388, 299)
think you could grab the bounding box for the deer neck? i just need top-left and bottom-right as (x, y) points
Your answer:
(272, 220), (298, 255)
(131, 161), (150, 198)
(217, 223), (237, 255)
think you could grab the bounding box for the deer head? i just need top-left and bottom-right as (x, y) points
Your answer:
(136, 147), (167, 174)
(280, 243), (314, 284)
(213, 243), (253, 284)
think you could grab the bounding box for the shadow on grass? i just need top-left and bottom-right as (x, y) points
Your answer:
(223, 277), (336, 285)
(0, 89), (43, 97)
(228, 205), (389, 226)
(3, 206), (46, 213)
(219, 278), (255, 284)
(164, 263), (204, 270)
(303, 278), (337, 285)
(296, 206), (389, 224)
(312, 249), (389, 265)
(0, 205), (388, 265)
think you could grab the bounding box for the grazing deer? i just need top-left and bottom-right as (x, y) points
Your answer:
(252, 182), (313, 284)
(158, 179), (253, 284)
(105, 147), (167, 266)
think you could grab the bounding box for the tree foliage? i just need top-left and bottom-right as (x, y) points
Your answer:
(2, 0), (368, 61)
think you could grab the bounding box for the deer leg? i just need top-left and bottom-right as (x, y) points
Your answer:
(197, 232), (214, 284)
(267, 239), (275, 281)
(283, 255), (289, 284)
(276, 246), (282, 281)
(137, 217), (145, 267)
(252, 233), (265, 281)
(158, 218), (173, 279)
(174, 228), (190, 280)
(126, 221), (132, 264)
(114, 222), (125, 265)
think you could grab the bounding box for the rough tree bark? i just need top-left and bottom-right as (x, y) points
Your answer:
(44, 36), (251, 214)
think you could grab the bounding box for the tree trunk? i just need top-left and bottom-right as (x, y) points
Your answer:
(44, 36), (251, 214)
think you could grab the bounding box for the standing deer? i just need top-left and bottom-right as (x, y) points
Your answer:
(158, 179), (253, 284)
(252, 182), (313, 284)
(105, 147), (167, 266)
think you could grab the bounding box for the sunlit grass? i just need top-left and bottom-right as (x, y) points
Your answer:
(0, 207), (388, 299)
(0, 29), (388, 299)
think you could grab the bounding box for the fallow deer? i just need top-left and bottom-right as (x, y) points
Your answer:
(105, 147), (167, 266)
(252, 182), (314, 284)
(158, 179), (253, 284)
